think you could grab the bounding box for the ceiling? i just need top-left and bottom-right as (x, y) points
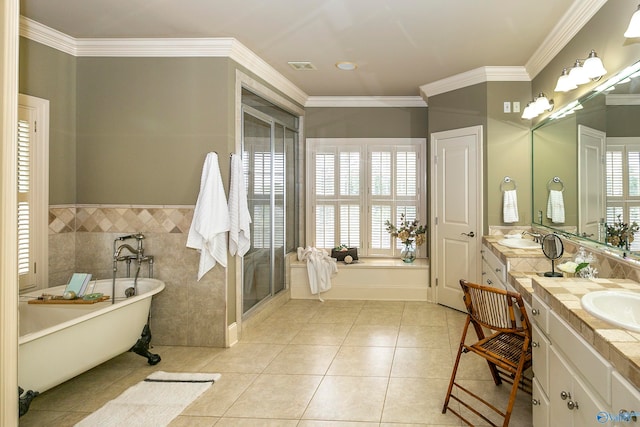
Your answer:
(20, 0), (585, 97)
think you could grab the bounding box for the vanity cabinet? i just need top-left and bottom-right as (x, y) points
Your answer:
(530, 291), (640, 426)
(481, 244), (507, 290)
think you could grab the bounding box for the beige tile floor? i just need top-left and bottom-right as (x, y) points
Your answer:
(19, 299), (533, 426)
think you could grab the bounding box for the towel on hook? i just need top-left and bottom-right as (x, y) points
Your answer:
(502, 189), (519, 223)
(228, 153), (252, 257)
(546, 190), (565, 223)
(186, 152), (230, 280)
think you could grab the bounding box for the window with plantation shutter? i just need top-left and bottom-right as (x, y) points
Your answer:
(18, 94), (49, 292)
(17, 118), (31, 279)
(308, 138), (425, 257)
(606, 141), (640, 250)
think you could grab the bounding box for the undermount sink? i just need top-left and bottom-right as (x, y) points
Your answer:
(581, 291), (640, 332)
(498, 238), (540, 249)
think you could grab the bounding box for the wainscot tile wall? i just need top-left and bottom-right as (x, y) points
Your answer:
(48, 205), (226, 347)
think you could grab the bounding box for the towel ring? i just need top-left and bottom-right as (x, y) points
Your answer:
(547, 176), (565, 192)
(500, 176), (517, 191)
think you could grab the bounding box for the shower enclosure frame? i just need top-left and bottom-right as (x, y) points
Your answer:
(240, 99), (299, 317)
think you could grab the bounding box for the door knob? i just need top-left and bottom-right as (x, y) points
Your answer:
(461, 231), (475, 237)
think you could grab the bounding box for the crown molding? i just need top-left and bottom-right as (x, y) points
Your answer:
(19, 16), (308, 106)
(305, 96), (427, 108)
(525, 0), (607, 79)
(19, 16), (76, 55)
(420, 66), (530, 98)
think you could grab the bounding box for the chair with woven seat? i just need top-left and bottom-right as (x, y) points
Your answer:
(442, 279), (532, 426)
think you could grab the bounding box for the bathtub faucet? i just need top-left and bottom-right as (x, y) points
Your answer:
(112, 233), (151, 303)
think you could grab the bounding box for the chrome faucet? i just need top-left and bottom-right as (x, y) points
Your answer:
(112, 233), (153, 302)
(522, 230), (543, 243)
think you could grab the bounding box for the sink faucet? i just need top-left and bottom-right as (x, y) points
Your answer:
(522, 231), (543, 243)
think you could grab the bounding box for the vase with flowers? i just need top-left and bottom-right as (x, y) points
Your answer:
(385, 213), (427, 263)
(606, 214), (640, 251)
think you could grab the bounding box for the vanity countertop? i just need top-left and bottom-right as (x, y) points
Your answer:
(503, 258), (640, 390)
(482, 235), (547, 261)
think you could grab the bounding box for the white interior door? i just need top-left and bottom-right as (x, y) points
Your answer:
(578, 125), (606, 239)
(431, 126), (482, 312)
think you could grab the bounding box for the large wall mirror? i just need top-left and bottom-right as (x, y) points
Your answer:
(532, 59), (640, 255)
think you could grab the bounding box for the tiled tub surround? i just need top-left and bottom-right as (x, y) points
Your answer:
(48, 205), (227, 347)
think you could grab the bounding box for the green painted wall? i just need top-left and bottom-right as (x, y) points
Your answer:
(19, 37), (76, 204)
(76, 57), (234, 205)
(305, 107), (427, 138)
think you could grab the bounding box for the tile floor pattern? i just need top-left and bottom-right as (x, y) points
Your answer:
(19, 300), (533, 426)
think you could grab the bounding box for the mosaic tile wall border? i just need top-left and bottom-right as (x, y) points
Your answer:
(49, 205), (194, 234)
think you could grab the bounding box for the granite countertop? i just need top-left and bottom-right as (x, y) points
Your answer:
(502, 253), (640, 390)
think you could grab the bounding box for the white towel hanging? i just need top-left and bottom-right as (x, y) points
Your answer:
(547, 189), (565, 223)
(186, 152), (230, 280)
(503, 189), (519, 223)
(228, 153), (252, 257)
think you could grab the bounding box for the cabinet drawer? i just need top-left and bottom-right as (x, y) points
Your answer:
(482, 259), (506, 289)
(481, 245), (507, 283)
(531, 293), (550, 334)
(532, 323), (550, 395)
(549, 310), (612, 405)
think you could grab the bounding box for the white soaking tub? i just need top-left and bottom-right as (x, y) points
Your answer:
(18, 277), (165, 395)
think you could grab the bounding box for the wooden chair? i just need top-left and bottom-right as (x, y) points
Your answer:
(442, 279), (532, 426)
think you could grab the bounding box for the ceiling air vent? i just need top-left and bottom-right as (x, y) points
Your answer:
(288, 61), (317, 71)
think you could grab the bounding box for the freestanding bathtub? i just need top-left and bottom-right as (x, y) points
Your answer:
(18, 277), (165, 395)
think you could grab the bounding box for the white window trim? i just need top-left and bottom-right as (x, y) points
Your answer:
(306, 137), (426, 257)
(18, 94), (49, 291)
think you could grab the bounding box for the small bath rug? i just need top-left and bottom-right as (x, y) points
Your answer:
(75, 371), (221, 427)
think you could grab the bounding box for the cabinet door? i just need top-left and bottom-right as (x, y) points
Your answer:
(549, 346), (575, 427)
(482, 259), (505, 289)
(612, 371), (640, 425)
(532, 324), (550, 394)
(533, 377), (550, 427)
(572, 372), (610, 427)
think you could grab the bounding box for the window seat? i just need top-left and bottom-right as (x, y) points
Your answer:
(289, 256), (429, 301)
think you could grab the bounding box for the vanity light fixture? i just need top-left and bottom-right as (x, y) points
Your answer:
(554, 50), (607, 92)
(625, 4), (640, 38)
(521, 93), (554, 120)
(554, 68), (578, 92)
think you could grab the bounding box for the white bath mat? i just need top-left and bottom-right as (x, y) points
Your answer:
(75, 371), (220, 427)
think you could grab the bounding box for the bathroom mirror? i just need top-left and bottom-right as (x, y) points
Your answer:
(532, 59), (640, 255)
(541, 233), (564, 277)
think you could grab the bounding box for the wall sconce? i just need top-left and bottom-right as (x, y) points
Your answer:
(553, 50), (607, 92)
(521, 92), (554, 120)
(625, 4), (640, 38)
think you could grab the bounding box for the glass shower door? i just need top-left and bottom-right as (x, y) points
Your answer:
(243, 112), (273, 313)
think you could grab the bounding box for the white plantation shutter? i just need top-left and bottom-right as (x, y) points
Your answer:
(396, 151), (417, 196)
(17, 118), (31, 278)
(629, 149), (640, 197)
(340, 205), (360, 247)
(316, 153), (335, 196)
(340, 152), (359, 196)
(606, 148), (623, 198)
(605, 143), (640, 246)
(315, 205), (335, 248)
(309, 139), (424, 256)
(17, 95), (49, 291)
(371, 151), (391, 196)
